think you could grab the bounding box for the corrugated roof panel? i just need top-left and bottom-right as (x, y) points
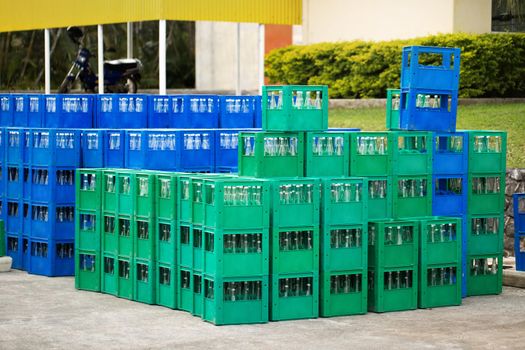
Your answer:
(0, 0), (301, 32)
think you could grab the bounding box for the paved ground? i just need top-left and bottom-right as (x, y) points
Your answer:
(1, 270), (525, 350)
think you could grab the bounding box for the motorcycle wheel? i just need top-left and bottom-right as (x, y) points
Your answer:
(126, 79), (138, 94)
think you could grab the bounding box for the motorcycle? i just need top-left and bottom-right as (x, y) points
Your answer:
(58, 26), (142, 94)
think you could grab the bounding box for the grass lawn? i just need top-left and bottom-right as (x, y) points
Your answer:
(329, 103), (525, 168)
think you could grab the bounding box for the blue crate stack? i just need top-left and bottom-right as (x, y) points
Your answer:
(514, 194), (525, 271)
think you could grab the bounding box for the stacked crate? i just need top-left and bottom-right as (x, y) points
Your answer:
(465, 131), (506, 296)
(514, 194), (525, 271)
(368, 219), (419, 312)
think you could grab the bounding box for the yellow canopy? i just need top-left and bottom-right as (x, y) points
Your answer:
(0, 0), (302, 32)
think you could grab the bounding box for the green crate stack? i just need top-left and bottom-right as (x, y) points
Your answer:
(262, 85), (329, 132)
(269, 177), (320, 321)
(368, 219), (419, 313)
(392, 174), (433, 218)
(304, 131), (350, 177)
(238, 131), (305, 178)
(466, 131), (506, 296)
(75, 169), (103, 292)
(366, 176), (393, 219)
(320, 177), (368, 317)
(418, 217), (462, 309)
(155, 172), (178, 309)
(200, 177), (271, 325)
(349, 131), (393, 177)
(385, 88), (401, 130)
(391, 131), (433, 176)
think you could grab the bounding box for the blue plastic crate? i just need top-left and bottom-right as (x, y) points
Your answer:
(0, 127), (5, 164)
(30, 166), (75, 204)
(43, 95), (94, 128)
(22, 166), (30, 199)
(5, 198), (22, 234)
(81, 129), (105, 168)
(433, 132), (468, 175)
(30, 129), (81, 167)
(432, 175), (467, 217)
(27, 237), (75, 276)
(215, 128), (254, 173)
(96, 94), (147, 128)
(254, 96), (262, 129)
(22, 201), (30, 235)
(12, 95), (27, 127)
(178, 129), (215, 171)
(0, 164), (4, 198)
(219, 96), (256, 128)
(5, 164), (23, 199)
(514, 193), (525, 234)
(30, 202), (75, 240)
(147, 95), (184, 128)
(399, 89), (458, 132)
(181, 95), (219, 128)
(5, 233), (23, 269)
(5, 128), (24, 165)
(125, 129), (179, 171)
(104, 129), (125, 168)
(0, 95), (13, 126)
(401, 46), (461, 92)
(12, 94), (43, 127)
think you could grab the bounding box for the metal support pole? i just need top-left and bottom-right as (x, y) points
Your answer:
(159, 20), (167, 95)
(235, 23), (241, 95)
(258, 24), (265, 95)
(127, 22), (133, 58)
(44, 29), (51, 94)
(97, 24), (104, 94)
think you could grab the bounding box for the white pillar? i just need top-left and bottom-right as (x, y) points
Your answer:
(44, 29), (51, 94)
(235, 23), (242, 95)
(97, 24), (104, 94)
(127, 22), (133, 59)
(159, 20), (167, 95)
(258, 24), (265, 95)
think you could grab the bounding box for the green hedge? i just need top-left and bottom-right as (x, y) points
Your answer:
(265, 33), (525, 98)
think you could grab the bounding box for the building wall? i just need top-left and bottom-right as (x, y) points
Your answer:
(453, 0), (492, 33)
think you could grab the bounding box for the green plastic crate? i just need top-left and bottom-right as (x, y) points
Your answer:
(262, 85), (328, 132)
(134, 171), (156, 218)
(75, 209), (101, 251)
(157, 219), (176, 265)
(102, 170), (117, 213)
(238, 131), (305, 178)
(270, 178), (320, 228)
(117, 255), (134, 300)
(368, 219), (419, 269)
(419, 216), (462, 266)
(117, 214), (134, 257)
(117, 170), (135, 215)
(467, 254), (502, 296)
(156, 172), (178, 221)
(156, 262), (177, 309)
(101, 252), (118, 296)
(321, 223), (367, 272)
(304, 131), (350, 177)
(177, 223), (193, 270)
(193, 272), (203, 317)
(102, 212), (118, 255)
(467, 173), (505, 215)
(385, 88), (401, 130)
(391, 131), (433, 176)
(349, 132), (393, 177)
(204, 228), (270, 278)
(366, 176), (393, 220)
(134, 216), (155, 261)
(270, 272), (319, 321)
(192, 225), (204, 272)
(203, 177), (271, 230)
(419, 263), (461, 309)
(466, 214), (504, 256)
(466, 131), (507, 174)
(178, 266), (194, 313)
(0, 221), (4, 256)
(392, 175), (433, 218)
(134, 258), (156, 305)
(75, 249), (100, 292)
(202, 275), (269, 325)
(271, 226), (319, 275)
(320, 269), (367, 317)
(367, 267), (418, 313)
(76, 169), (103, 211)
(321, 177), (368, 226)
